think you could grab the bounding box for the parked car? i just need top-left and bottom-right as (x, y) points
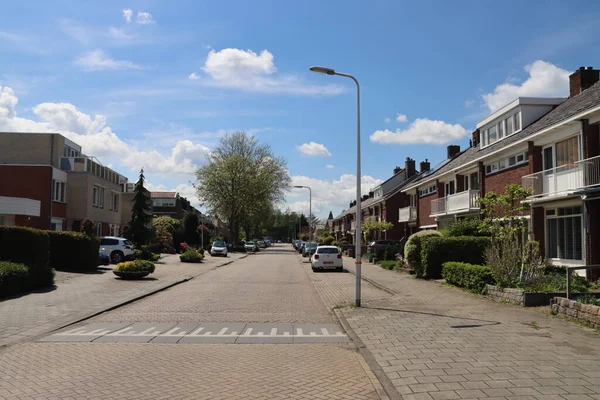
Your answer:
(244, 241), (258, 252)
(100, 236), (135, 263)
(297, 241), (306, 253)
(257, 241), (267, 249)
(311, 246), (343, 272)
(367, 240), (400, 254)
(98, 250), (110, 266)
(264, 240), (272, 247)
(302, 242), (318, 257)
(210, 240), (228, 257)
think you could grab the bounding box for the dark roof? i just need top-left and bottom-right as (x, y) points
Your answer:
(406, 81), (600, 188)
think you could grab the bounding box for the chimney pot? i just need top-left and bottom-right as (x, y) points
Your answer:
(589, 66), (594, 70)
(405, 157), (416, 178)
(447, 144), (461, 159)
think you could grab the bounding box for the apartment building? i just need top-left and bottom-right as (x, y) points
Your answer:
(0, 132), (128, 235)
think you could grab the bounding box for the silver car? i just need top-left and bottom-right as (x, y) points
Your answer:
(99, 236), (135, 263)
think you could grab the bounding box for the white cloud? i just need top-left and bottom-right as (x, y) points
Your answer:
(0, 84), (210, 178)
(75, 50), (141, 71)
(108, 27), (134, 40)
(196, 48), (344, 95)
(59, 19), (91, 45)
(370, 118), (468, 145)
(482, 60), (570, 112)
(384, 117), (391, 123)
(287, 174), (383, 217)
(297, 142), (332, 157)
(188, 72), (199, 80)
(123, 9), (133, 23)
(326, 164), (335, 169)
(396, 113), (408, 122)
(136, 12), (155, 24)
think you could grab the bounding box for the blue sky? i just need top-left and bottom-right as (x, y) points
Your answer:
(1, 0), (600, 218)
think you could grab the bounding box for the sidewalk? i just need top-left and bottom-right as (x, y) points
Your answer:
(0, 252), (246, 349)
(339, 256), (600, 400)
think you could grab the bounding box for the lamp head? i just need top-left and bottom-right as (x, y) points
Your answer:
(309, 66), (335, 75)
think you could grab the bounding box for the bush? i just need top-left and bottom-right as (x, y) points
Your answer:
(446, 219), (488, 237)
(378, 260), (397, 270)
(517, 274), (591, 293)
(420, 236), (490, 279)
(180, 249), (204, 263)
(115, 260), (155, 273)
(404, 230), (443, 275)
(322, 236), (335, 245)
(197, 246), (205, 256)
(442, 262), (494, 293)
(48, 231), (100, 271)
(134, 246), (161, 262)
(0, 227), (53, 289)
(0, 261), (30, 298)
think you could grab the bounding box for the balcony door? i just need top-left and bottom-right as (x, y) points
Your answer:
(445, 181), (455, 196)
(542, 136), (581, 195)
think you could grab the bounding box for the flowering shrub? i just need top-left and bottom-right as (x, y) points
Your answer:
(180, 242), (189, 252)
(395, 253), (409, 269)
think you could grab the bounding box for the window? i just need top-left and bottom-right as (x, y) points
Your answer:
(546, 206), (582, 260)
(498, 121), (505, 139)
(543, 147), (554, 170)
(52, 180), (66, 202)
(152, 198), (176, 207)
(485, 151), (528, 175)
(482, 129), (489, 147)
(556, 136), (579, 166)
(470, 172), (479, 190)
(514, 111), (521, 131)
(409, 194), (416, 207)
(50, 218), (63, 231)
(488, 125), (497, 144)
(93, 186), (104, 207)
(112, 193), (119, 211)
(96, 223), (102, 237)
(419, 185), (437, 197)
(506, 115), (513, 135)
(99, 188), (104, 208)
(445, 181), (455, 196)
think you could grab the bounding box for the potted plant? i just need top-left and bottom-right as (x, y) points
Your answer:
(113, 260), (156, 279)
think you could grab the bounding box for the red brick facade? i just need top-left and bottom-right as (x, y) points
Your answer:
(417, 193), (436, 227)
(484, 163), (530, 196)
(0, 165), (52, 229)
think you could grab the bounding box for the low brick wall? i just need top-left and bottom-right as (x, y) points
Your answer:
(486, 285), (524, 305)
(551, 297), (600, 329)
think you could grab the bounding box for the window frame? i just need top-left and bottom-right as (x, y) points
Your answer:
(545, 206), (584, 261)
(484, 150), (528, 175)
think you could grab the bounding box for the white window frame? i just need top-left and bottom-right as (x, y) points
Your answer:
(484, 150), (528, 175)
(93, 186), (99, 207)
(545, 205), (584, 262)
(418, 184), (437, 197)
(409, 194), (416, 207)
(96, 222), (102, 237)
(480, 110), (522, 150)
(542, 135), (581, 171)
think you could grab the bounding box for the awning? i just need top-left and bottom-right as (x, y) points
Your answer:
(0, 196), (41, 217)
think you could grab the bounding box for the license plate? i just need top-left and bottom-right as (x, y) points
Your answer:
(323, 261), (333, 264)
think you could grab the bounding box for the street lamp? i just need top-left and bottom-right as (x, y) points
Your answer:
(293, 185), (312, 249)
(310, 65), (362, 307)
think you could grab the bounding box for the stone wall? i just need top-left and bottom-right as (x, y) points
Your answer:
(551, 297), (600, 329)
(485, 285), (524, 305)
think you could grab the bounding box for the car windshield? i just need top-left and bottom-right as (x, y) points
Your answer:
(317, 247), (338, 254)
(308, 243), (318, 248)
(213, 241), (226, 247)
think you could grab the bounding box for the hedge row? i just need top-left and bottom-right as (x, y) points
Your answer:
(442, 262), (493, 293)
(48, 231), (100, 271)
(419, 236), (490, 279)
(0, 261), (31, 298)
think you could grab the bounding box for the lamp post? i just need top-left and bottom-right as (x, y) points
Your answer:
(293, 185), (312, 249)
(309, 66), (362, 307)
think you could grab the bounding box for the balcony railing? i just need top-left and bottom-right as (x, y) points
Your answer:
(430, 190), (480, 217)
(398, 206), (417, 222)
(522, 155), (600, 199)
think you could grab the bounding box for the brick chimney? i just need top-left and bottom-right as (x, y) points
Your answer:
(472, 130), (480, 147)
(393, 166), (402, 175)
(447, 145), (461, 159)
(362, 194), (369, 201)
(368, 191), (374, 198)
(420, 159), (430, 173)
(405, 157), (416, 178)
(570, 66), (600, 97)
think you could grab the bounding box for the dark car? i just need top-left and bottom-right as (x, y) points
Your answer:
(98, 250), (110, 266)
(367, 240), (400, 254)
(302, 242), (318, 257)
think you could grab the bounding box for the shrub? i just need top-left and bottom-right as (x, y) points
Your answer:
(404, 230), (443, 276)
(197, 246), (205, 256)
(180, 249), (204, 263)
(115, 260), (155, 273)
(81, 217), (95, 236)
(0, 227), (53, 289)
(420, 236), (490, 279)
(0, 261), (30, 298)
(322, 236), (335, 245)
(378, 260), (397, 270)
(576, 295), (600, 306)
(517, 274), (590, 293)
(134, 246), (161, 262)
(442, 262), (494, 293)
(48, 231), (100, 271)
(446, 219), (488, 237)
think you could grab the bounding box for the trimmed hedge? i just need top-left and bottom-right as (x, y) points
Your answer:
(404, 230), (443, 276)
(115, 260), (156, 273)
(446, 219), (488, 237)
(0, 226), (53, 289)
(180, 249), (204, 263)
(442, 262), (493, 293)
(420, 236), (490, 279)
(0, 261), (30, 298)
(48, 231), (100, 271)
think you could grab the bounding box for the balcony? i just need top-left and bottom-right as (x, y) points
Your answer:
(430, 190), (480, 217)
(60, 157), (88, 172)
(398, 206), (417, 223)
(522, 155), (600, 199)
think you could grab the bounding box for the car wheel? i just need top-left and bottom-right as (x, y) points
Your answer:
(311, 267), (316, 272)
(111, 251), (124, 264)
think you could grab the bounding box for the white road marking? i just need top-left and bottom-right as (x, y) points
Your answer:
(160, 327), (188, 337)
(242, 328), (253, 336)
(270, 328), (277, 335)
(188, 327), (205, 336)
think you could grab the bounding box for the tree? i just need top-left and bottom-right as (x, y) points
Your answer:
(81, 217), (95, 236)
(152, 216), (181, 251)
(183, 212), (200, 245)
(123, 169), (154, 246)
(195, 132), (291, 242)
(362, 220), (394, 242)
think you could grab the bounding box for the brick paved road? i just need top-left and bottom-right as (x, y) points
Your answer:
(340, 257), (600, 400)
(0, 252), (245, 348)
(0, 245), (388, 399)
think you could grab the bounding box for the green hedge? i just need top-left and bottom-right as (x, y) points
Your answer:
(420, 236), (490, 279)
(404, 230), (443, 274)
(442, 262), (493, 293)
(0, 261), (30, 298)
(48, 231), (100, 271)
(180, 249), (204, 263)
(0, 227), (53, 289)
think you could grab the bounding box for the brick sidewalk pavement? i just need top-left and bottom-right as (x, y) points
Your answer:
(0, 253), (246, 348)
(339, 257), (600, 400)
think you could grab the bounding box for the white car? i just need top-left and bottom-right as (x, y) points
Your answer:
(310, 246), (343, 272)
(210, 240), (228, 257)
(99, 236), (135, 264)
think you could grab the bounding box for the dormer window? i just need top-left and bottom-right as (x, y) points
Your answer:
(480, 110), (522, 149)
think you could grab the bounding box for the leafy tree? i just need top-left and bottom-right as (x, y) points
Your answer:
(81, 217), (95, 236)
(195, 132), (291, 242)
(362, 220), (394, 242)
(123, 169), (153, 246)
(152, 216), (181, 251)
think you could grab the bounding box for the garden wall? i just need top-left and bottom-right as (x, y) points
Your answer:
(551, 297), (600, 329)
(485, 285), (598, 307)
